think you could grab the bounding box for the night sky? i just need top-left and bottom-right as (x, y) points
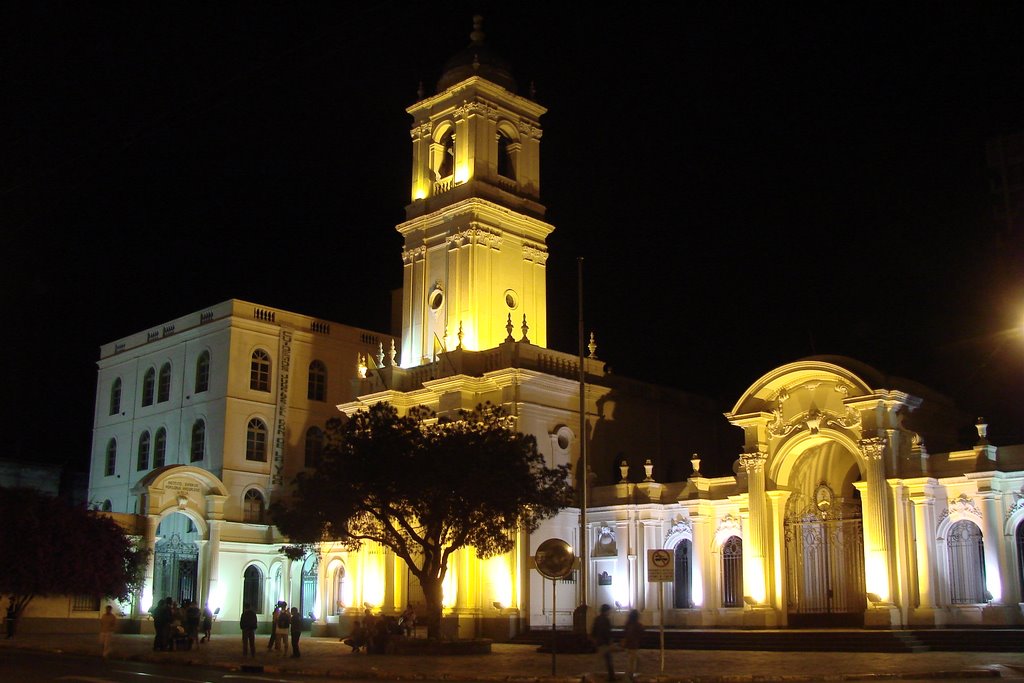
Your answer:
(5, 3), (1022, 474)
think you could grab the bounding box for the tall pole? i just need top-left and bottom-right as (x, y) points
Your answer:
(577, 257), (588, 626)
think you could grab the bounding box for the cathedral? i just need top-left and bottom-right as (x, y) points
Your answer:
(75, 19), (1024, 637)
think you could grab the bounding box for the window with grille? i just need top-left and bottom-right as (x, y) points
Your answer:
(137, 431), (151, 471)
(246, 419), (268, 461)
(948, 520), (987, 604)
(308, 360), (326, 401)
(194, 351), (210, 393)
(721, 535), (743, 608)
(157, 363), (171, 402)
(305, 426), (323, 468)
(72, 594), (100, 612)
(250, 350), (271, 391)
(104, 439), (117, 476)
(243, 565), (264, 614)
(109, 378), (122, 415)
(243, 489), (264, 523)
(190, 420), (205, 462)
(154, 428), (167, 468)
(674, 539), (693, 608)
(142, 368), (155, 406)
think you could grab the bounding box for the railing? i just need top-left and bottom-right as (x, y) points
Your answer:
(253, 308), (276, 323)
(310, 321), (330, 335)
(432, 176), (454, 195)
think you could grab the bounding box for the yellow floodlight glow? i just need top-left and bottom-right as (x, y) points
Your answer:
(487, 556), (512, 609)
(412, 183), (427, 201)
(745, 558), (767, 604)
(864, 551), (889, 603)
(362, 550), (385, 608)
(454, 163), (470, 185)
(986, 566), (1002, 603)
(691, 567), (704, 607)
(442, 568), (458, 609)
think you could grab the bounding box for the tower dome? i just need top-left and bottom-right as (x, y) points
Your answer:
(437, 15), (517, 93)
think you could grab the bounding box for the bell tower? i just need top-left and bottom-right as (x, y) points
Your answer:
(398, 17), (553, 367)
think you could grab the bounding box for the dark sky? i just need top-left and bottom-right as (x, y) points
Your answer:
(4, 3), (1022, 473)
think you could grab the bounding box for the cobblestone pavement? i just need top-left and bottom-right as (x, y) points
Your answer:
(2, 632), (1023, 681)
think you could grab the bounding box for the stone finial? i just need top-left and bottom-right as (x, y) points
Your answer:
(975, 417), (989, 445)
(643, 459), (654, 482)
(588, 331), (598, 359)
(520, 314), (530, 343)
(376, 342), (385, 368)
(389, 339), (397, 367)
(505, 313), (514, 342)
(691, 454), (701, 476)
(619, 460), (629, 484)
(470, 15), (485, 44)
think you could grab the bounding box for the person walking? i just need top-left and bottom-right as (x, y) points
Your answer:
(267, 602), (281, 650)
(289, 607), (302, 657)
(622, 609), (644, 679)
(591, 603), (616, 681)
(239, 603), (257, 658)
(99, 605), (117, 658)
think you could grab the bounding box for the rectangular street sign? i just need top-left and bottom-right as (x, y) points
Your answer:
(647, 549), (674, 582)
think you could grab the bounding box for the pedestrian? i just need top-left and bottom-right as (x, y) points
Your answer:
(591, 603), (616, 681)
(275, 604), (291, 656)
(200, 603), (214, 643)
(150, 598), (166, 651)
(184, 599), (201, 649)
(240, 603), (257, 658)
(622, 609), (644, 679)
(268, 602), (281, 650)
(5, 600), (16, 639)
(289, 607), (302, 657)
(342, 619), (365, 653)
(99, 605), (117, 658)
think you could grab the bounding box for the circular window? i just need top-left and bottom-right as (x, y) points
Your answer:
(555, 426), (572, 451)
(504, 290), (518, 310)
(429, 288), (444, 311)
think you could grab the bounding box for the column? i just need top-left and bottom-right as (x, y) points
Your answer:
(908, 490), (937, 609)
(689, 513), (708, 611)
(641, 520), (660, 613)
(980, 493), (1007, 604)
(766, 490), (791, 615)
(206, 520), (222, 610)
(740, 449), (769, 604)
(859, 437), (894, 603)
(140, 514), (160, 613)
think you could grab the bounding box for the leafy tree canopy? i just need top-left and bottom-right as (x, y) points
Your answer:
(272, 402), (573, 636)
(0, 487), (147, 627)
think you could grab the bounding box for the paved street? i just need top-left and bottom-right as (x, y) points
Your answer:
(2, 631), (1024, 682)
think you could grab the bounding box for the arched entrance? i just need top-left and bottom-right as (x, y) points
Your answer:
(784, 442), (865, 626)
(153, 512), (200, 606)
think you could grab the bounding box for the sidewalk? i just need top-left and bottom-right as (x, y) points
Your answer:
(2, 631), (1022, 682)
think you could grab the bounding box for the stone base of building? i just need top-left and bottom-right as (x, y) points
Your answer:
(864, 603), (901, 628)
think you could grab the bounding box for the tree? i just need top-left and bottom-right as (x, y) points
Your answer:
(0, 487), (147, 635)
(272, 402), (573, 638)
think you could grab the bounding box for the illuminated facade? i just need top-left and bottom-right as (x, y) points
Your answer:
(83, 19), (1024, 635)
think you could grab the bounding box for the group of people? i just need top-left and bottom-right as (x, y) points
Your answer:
(149, 597), (214, 651)
(239, 600), (304, 658)
(341, 606), (416, 654)
(591, 604), (645, 681)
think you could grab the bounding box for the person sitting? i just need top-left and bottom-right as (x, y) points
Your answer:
(342, 619), (366, 653)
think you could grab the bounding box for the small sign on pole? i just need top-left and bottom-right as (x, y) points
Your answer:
(647, 549), (673, 672)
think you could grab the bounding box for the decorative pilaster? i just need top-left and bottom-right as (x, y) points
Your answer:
(206, 520), (222, 610)
(908, 490), (937, 609)
(141, 514), (160, 612)
(739, 448), (769, 604)
(859, 437), (894, 604)
(979, 492), (1005, 604)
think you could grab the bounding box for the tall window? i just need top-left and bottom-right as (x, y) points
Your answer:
(109, 378), (122, 415)
(195, 351), (210, 393)
(104, 439), (117, 476)
(250, 350), (271, 391)
(137, 431), (151, 471)
(307, 360), (326, 401)
(243, 489), (264, 523)
(305, 426), (324, 468)
(1016, 523), (1024, 599)
(674, 539), (693, 608)
(243, 565), (264, 615)
(948, 520), (987, 604)
(246, 418), (268, 461)
(721, 536), (743, 608)
(190, 420), (205, 462)
(330, 564), (346, 616)
(497, 131), (516, 180)
(142, 368), (156, 406)
(157, 363), (171, 403)
(153, 428), (167, 468)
